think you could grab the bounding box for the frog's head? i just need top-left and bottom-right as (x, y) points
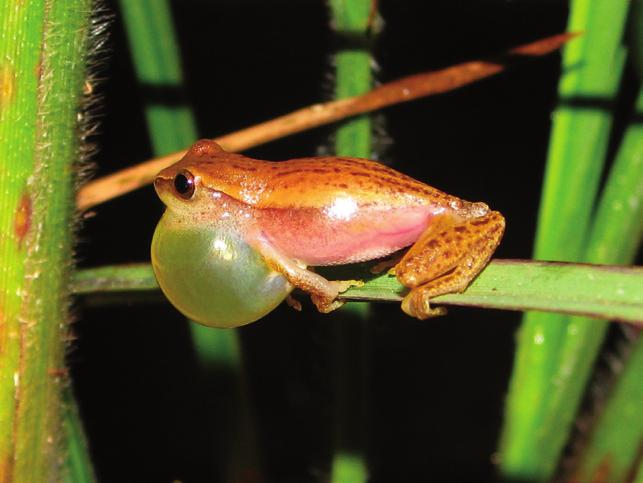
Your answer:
(154, 140), (227, 216)
(151, 140), (292, 328)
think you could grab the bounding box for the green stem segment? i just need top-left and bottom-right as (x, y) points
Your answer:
(329, 1), (376, 481)
(499, 0), (634, 479)
(0, 1), (93, 481)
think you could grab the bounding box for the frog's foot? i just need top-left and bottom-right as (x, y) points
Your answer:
(311, 292), (345, 313)
(311, 279), (363, 313)
(395, 210), (505, 319)
(255, 238), (361, 314)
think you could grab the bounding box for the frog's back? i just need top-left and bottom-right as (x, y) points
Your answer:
(175, 140), (452, 210)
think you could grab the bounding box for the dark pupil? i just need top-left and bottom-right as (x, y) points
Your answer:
(174, 173), (194, 198)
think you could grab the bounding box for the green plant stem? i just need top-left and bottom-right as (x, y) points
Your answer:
(117, 2), (258, 481)
(0, 1), (93, 481)
(72, 260), (643, 325)
(499, 1), (632, 478)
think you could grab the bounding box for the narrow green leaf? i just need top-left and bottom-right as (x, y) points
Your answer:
(118, 0), (196, 154)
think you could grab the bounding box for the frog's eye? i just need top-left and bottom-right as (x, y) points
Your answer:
(174, 170), (195, 199)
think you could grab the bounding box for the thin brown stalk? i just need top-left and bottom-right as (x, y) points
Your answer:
(76, 33), (575, 211)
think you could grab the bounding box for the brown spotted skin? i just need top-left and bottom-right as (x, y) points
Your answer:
(155, 139), (506, 319)
(157, 139), (454, 210)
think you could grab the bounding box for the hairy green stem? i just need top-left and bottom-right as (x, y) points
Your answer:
(0, 1), (93, 481)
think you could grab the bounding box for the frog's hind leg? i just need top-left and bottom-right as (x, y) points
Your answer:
(395, 210), (505, 319)
(255, 238), (361, 313)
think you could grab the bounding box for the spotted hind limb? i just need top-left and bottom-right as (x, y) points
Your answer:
(255, 238), (363, 313)
(394, 209), (505, 319)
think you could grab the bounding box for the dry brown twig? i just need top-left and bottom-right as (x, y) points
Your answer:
(76, 33), (576, 211)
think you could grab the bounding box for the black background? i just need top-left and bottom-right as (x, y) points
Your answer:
(71, 1), (629, 482)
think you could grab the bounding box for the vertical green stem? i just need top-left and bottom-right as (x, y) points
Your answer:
(0, 0), (93, 481)
(499, 1), (632, 479)
(328, 0), (376, 481)
(118, 1), (258, 480)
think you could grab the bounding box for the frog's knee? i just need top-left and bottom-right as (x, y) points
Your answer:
(395, 264), (420, 289)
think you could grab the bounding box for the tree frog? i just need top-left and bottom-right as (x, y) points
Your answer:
(151, 139), (504, 327)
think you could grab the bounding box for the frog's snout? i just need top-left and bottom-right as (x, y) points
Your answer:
(153, 175), (170, 193)
(153, 175), (173, 205)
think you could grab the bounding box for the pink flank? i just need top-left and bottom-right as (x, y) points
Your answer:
(258, 205), (436, 266)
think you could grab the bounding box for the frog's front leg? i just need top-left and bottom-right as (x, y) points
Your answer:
(394, 209), (505, 319)
(253, 237), (359, 313)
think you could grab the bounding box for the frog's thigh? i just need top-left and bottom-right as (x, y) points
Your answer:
(254, 239), (355, 314)
(395, 210), (505, 319)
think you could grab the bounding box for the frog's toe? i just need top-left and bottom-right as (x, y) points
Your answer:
(401, 290), (447, 320)
(311, 294), (345, 313)
(286, 295), (302, 311)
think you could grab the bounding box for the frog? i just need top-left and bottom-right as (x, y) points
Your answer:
(152, 139), (505, 325)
